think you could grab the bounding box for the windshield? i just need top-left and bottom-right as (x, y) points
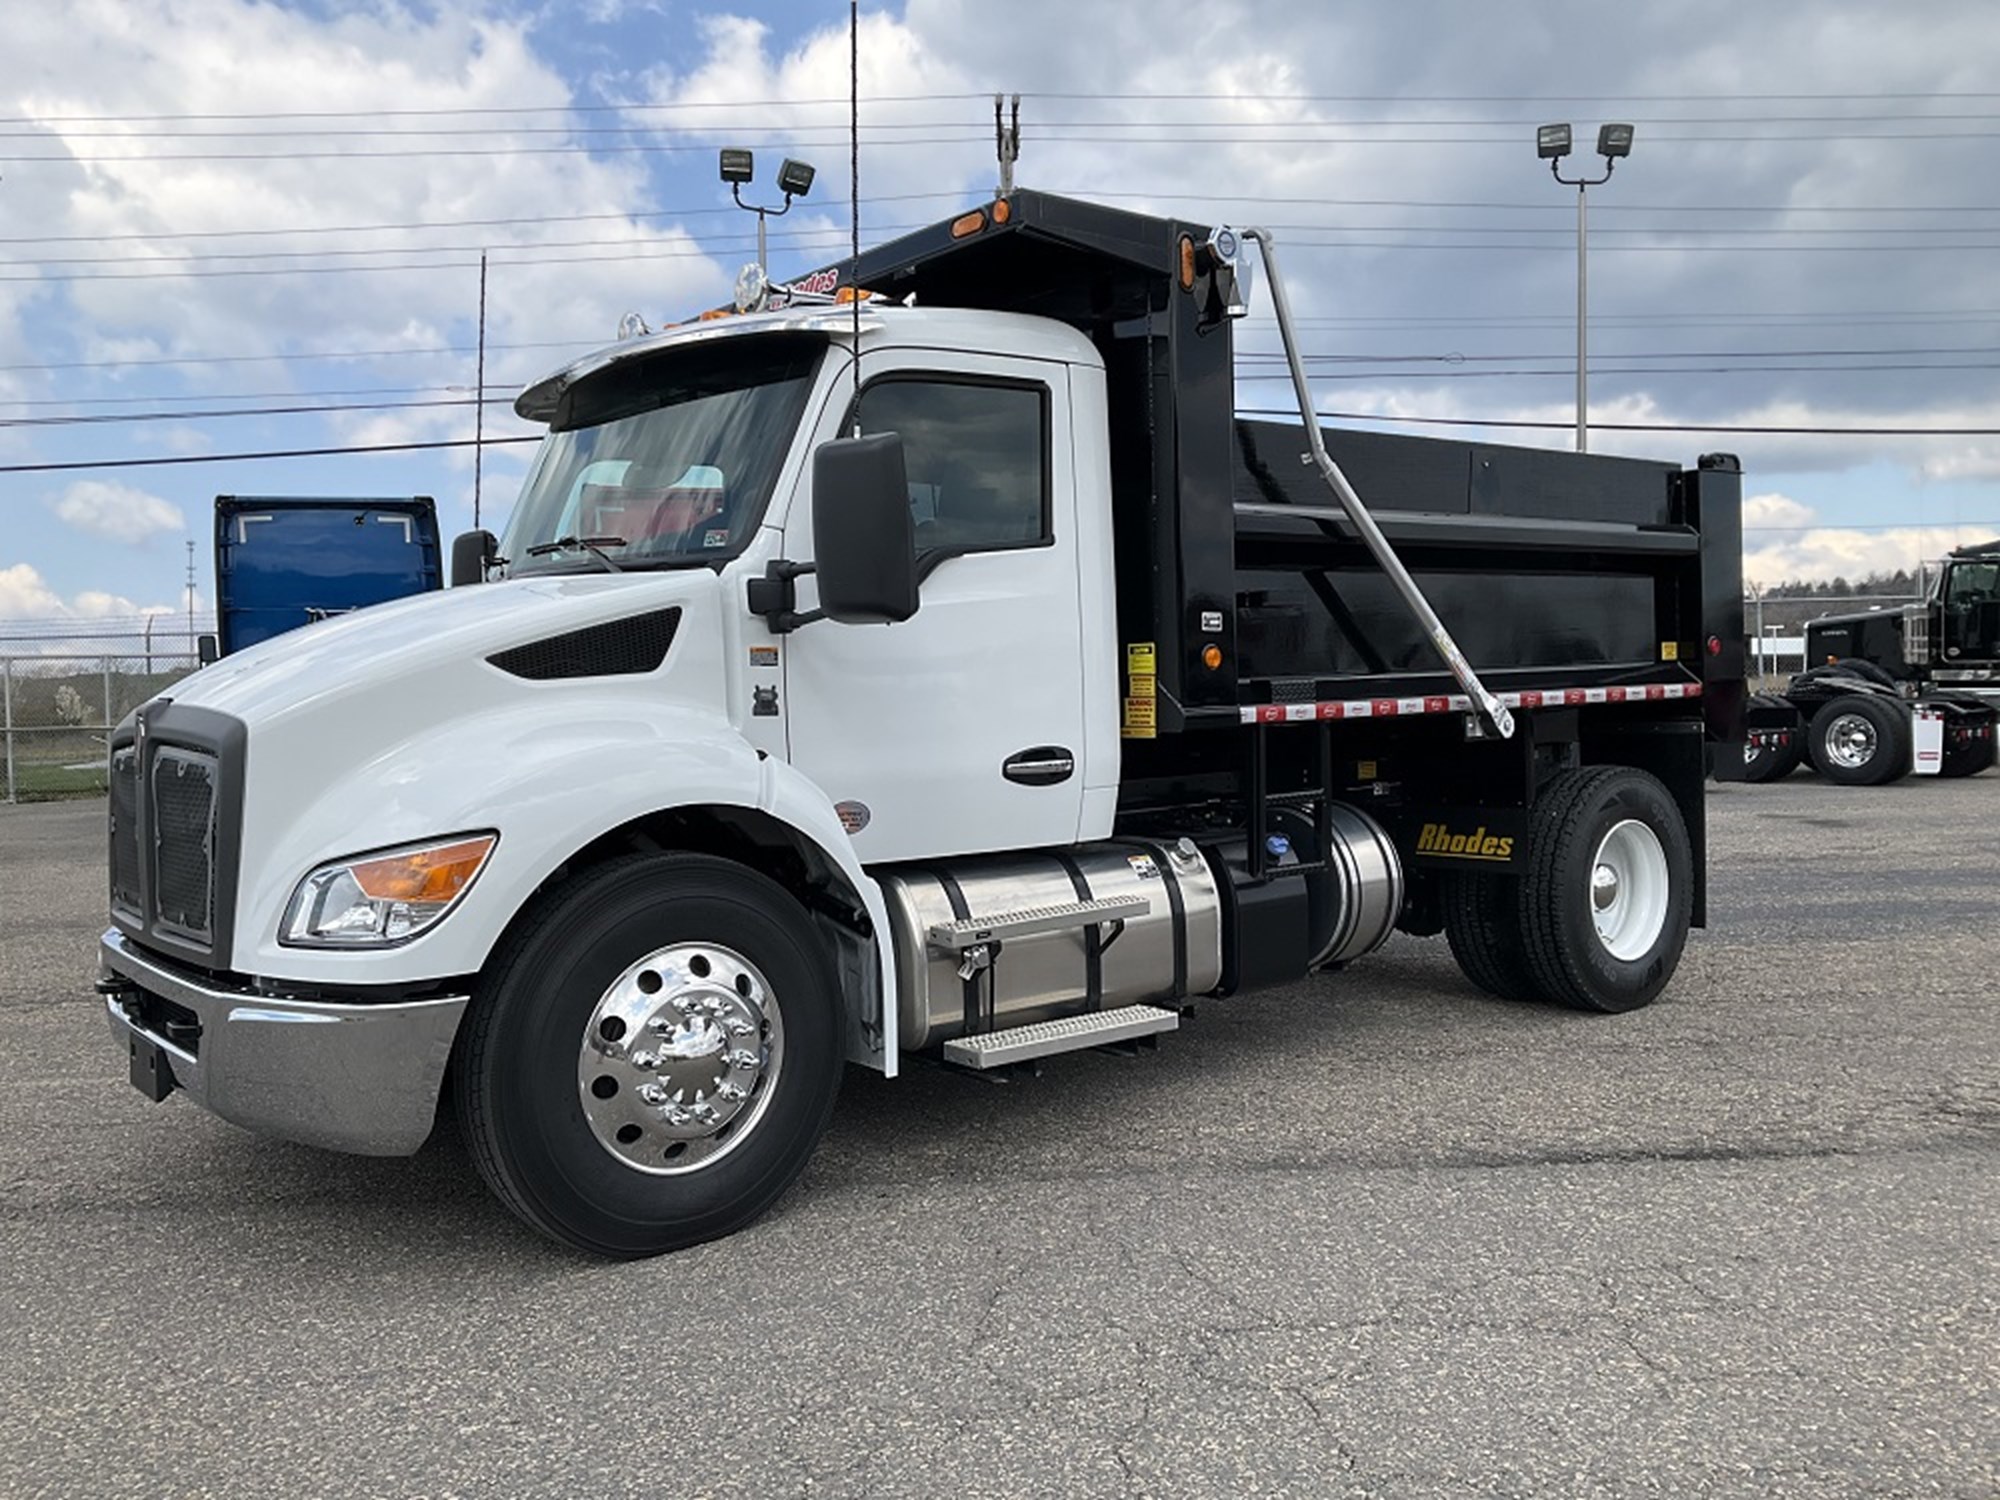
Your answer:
(501, 333), (824, 574)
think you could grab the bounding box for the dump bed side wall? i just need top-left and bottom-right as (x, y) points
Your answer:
(1233, 420), (1685, 682)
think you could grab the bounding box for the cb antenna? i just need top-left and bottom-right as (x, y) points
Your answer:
(995, 94), (1020, 197)
(848, 0), (862, 427)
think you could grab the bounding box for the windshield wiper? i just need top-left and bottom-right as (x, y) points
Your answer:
(525, 535), (628, 573)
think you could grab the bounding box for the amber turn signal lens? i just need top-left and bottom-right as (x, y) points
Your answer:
(1202, 644), (1224, 670)
(350, 837), (496, 903)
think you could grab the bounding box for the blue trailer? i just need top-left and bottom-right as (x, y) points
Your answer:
(212, 495), (442, 656)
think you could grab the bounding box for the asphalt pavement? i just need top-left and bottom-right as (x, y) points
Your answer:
(1, 775), (1994, 1499)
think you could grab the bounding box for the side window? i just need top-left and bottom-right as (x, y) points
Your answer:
(853, 377), (1049, 553)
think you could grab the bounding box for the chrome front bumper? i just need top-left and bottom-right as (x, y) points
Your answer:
(99, 928), (468, 1157)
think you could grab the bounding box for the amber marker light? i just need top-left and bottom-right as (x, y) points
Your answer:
(950, 209), (988, 239)
(350, 837), (497, 904)
(1202, 644), (1224, 670)
(1178, 235), (1197, 291)
(992, 199), (1012, 224)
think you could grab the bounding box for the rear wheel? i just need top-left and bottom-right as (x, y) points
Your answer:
(455, 853), (843, 1258)
(1442, 870), (1537, 1002)
(1517, 767), (1694, 1013)
(1741, 694), (1804, 782)
(1806, 695), (1910, 786)
(1940, 728), (1997, 778)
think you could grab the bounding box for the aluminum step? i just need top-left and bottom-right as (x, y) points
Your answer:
(926, 894), (1150, 953)
(941, 1003), (1179, 1069)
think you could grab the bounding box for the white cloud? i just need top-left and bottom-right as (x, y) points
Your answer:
(1742, 491), (1989, 587)
(50, 480), (185, 543)
(0, 562), (174, 620)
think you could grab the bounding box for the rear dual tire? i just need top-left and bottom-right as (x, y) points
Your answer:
(1443, 767), (1693, 1014)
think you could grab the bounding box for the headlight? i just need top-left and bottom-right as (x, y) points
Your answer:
(281, 833), (497, 948)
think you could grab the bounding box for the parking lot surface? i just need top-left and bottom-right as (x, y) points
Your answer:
(2, 776), (1995, 1499)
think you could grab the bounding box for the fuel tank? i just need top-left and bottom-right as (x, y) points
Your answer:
(879, 839), (1223, 1052)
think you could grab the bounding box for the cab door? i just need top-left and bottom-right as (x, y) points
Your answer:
(780, 351), (1086, 864)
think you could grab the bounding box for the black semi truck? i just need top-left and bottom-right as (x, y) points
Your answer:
(1744, 539), (2000, 784)
(102, 190), (1748, 1256)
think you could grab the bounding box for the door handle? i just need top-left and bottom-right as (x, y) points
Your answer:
(1002, 747), (1076, 786)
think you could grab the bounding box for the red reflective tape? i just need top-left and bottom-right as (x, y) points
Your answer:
(1372, 698), (1398, 717)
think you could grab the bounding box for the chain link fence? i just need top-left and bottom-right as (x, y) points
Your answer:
(2, 652), (201, 802)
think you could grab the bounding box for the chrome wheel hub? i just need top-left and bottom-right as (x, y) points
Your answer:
(1589, 819), (1670, 962)
(1825, 713), (1878, 770)
(576, 943), (782, 1175)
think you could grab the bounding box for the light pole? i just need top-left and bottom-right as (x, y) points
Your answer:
(1537, 122), (1634, 453)
(719, 149), (816, 278)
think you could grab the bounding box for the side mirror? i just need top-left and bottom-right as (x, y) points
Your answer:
(812, 434), (918, 624)
(451, 529), (499, 587)
(196, 634), (219, 666)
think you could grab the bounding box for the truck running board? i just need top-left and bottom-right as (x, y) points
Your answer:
(925, 894), (1150, 953)
(941, 1004), (1180, 1069)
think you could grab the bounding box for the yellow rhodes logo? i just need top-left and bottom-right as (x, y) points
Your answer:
(1415, 823), (1515, 861)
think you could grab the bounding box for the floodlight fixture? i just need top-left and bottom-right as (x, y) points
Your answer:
(725, 150), (821, 276)
(1538, 121), (1636, 454)
(776, 158), (816, 199)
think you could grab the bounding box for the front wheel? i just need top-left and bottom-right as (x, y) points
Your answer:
(455, 853), (843, 1258)
(1518, 767), (1694, 1013)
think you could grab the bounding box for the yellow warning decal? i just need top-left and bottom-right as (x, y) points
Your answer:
(1122, 697), (1157, 739)
(1660, 641), (1680, 662)
(1126, 642), (1157, 684)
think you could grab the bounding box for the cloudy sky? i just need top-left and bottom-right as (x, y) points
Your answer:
(3, 0), (1998, 645)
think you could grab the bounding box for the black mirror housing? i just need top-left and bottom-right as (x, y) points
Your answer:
(451, 529), (498, 587)
(812, 434), (919, 625)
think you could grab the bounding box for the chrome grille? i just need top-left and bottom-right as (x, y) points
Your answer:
(151, 748), (218, 943)
(109, 747), (142, 918)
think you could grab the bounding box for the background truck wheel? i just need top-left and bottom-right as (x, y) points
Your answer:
(454, 853), (842, 1259)
(1740, 693), (1803, 782)
(1442, 871), (1537, 1002)
(1805, 695), (1911, 786)
(1518, 767), (1693, 1014)
(1940, 731), (1997, 778)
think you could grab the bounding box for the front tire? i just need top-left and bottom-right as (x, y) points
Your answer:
(455, 853), (843, 1258)
(1518, 767), (1694, 1013)
(1806, 695), (1910, 786)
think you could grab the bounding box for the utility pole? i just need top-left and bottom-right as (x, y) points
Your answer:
(185, 539), (196, 659)
(474, 251), (487, 532)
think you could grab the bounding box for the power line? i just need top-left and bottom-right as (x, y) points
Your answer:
(11, 89), (2000, 127)
(0, 436), (541, 475)
(1238, 407), (2000, 436)
(14, 127), (2000, 166)
(0, 190), (966, 247)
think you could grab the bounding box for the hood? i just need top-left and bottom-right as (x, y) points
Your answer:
(170, 572), (717, 728)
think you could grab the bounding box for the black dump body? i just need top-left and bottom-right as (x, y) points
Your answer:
(815, 189), (1746, 752)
